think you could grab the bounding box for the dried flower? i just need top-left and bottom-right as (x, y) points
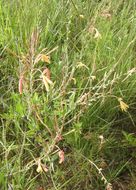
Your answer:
(43, 68), (51, 79)
(101, 10), (111, 19)
(106, 183), (112, 190)
(42, 164), (48, 172)
(58, 150), (65, 164)
(77, 93), (89, 105)
(56, 133), (63, 142)
(19, 75), (23, 94)
(118, 98), (129, 112)
(36, 159), (48, 173)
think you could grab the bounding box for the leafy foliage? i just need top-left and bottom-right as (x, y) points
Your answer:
(0, 0), (136, 189)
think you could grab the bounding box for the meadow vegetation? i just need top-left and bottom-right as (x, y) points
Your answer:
(0, 0), (136, 189)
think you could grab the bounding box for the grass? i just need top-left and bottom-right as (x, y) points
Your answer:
(0, 0), (136, 189)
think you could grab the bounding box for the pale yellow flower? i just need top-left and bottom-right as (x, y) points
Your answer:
(79, 14), (84, 19)
(88, 25), (102, 39)
(41, 70), (53, 92)
(41, 54), (50, 63)
(91, 76), (96, 80)
(71, 78), (76, 85)
(99, 135), (104, 144)
(42, 74), (50, 92)
(94, 28), (102, 39)
(36, 158), (43, 173)
(76, 62), (89, 70)
(118, 98), (129, 112)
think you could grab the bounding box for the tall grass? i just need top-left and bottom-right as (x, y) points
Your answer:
(0, 0), (136, 189)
